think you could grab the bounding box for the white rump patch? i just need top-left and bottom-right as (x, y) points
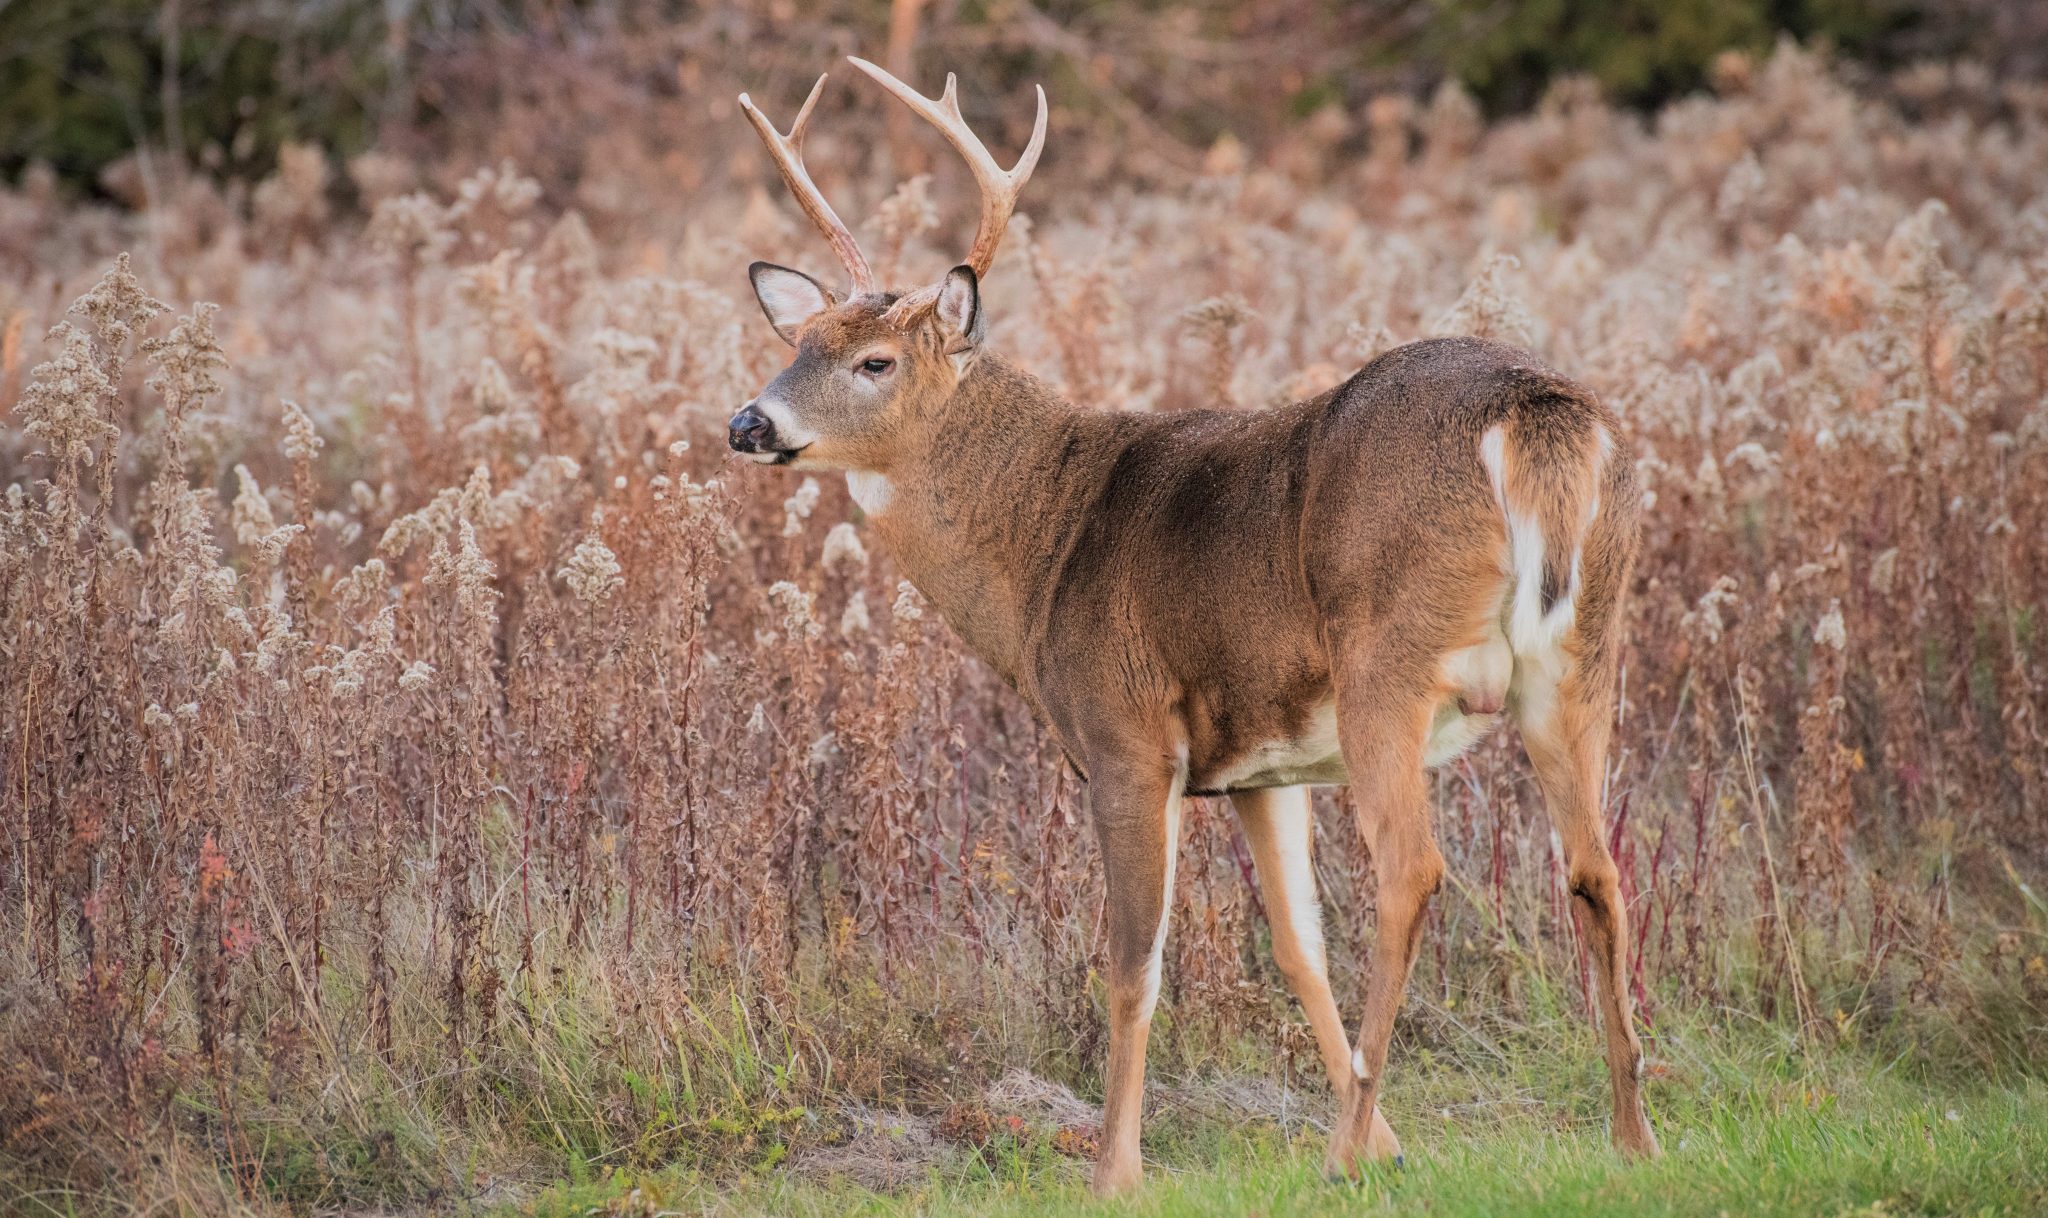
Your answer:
(1478, 424), (1580, 656)
(846, 471), (894, 516)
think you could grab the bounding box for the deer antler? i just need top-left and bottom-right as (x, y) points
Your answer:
(847, 56), (1047, 280)
(738, 74), (877, 298)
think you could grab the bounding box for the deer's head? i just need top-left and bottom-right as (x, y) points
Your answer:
(728, 60), (1045, 471)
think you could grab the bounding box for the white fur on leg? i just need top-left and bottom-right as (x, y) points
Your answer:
(1137, 749), (1189, 1024)
(1261, 786), (1327, 973)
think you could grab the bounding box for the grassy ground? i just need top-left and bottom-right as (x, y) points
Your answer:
(500, 1020), (2048, 1218)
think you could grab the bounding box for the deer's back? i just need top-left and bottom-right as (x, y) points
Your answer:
(1029, 336), (1626, 780)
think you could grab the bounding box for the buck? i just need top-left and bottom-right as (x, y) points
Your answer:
(728, 59), (1660, 1195)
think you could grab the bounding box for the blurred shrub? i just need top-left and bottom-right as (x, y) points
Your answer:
(0, 1), (2039, 202)
(0, 0), (390, 195)
(1432, 0), (1921, 112)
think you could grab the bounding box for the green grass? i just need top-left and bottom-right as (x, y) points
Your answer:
(501, 1031), (2048, 1218)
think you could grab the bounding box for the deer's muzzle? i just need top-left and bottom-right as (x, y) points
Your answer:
(728, 404), (776, 454)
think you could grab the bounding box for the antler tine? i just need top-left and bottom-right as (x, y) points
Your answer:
(847, 56), (1048, 279)
(738, 74), (877, 297)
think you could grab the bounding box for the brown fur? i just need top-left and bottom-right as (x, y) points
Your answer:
(740, 284), (1657, 1192)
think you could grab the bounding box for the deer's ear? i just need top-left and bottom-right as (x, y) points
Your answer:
(750, 262), (834, 345)
(934, 265), (984, 368)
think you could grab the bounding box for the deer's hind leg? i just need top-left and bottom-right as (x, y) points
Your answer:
(1511, 607), (1660, 1157)
(1231, 786), (1401, 1160)
(1324, 651), (1445, 1179)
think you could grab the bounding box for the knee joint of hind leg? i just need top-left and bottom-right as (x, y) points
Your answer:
(1567, 856), (1619, 906)
(1420, 855), (1445, 900)
(1387, 844), (1445, 905)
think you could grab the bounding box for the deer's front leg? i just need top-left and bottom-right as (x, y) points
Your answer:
(1087, 751), (1187, 1197)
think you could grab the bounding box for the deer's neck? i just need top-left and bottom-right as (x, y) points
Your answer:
(858, 354), (1110, 701)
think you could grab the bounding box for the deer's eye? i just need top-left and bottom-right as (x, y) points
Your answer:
(858, 357), (894, 376)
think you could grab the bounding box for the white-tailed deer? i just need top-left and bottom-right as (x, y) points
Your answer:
(729, 59), (1659, 1195)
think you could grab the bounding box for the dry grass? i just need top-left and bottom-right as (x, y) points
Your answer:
(2, 41), (2046, 1216)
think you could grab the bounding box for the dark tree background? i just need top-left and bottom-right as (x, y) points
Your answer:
(4, 0), (2042, 198)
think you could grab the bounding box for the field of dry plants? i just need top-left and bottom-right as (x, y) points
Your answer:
(3, 39), (2048, 1216)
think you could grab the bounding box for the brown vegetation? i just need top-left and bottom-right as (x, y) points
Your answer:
(2, 42), (2046, 1214)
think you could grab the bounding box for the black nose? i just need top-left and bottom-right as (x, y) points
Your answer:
(728, 405), (773, 453)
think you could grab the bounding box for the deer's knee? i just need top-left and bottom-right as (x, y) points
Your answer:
(1383, 840), (1445, 909)
(1567, 854), (1621, 908)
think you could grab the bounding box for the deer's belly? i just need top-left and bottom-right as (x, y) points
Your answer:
(1197, 634), (1512, 793)
(1200, 699), (1349, 793)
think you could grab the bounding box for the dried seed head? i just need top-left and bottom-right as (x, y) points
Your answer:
(821, 522), (869, 578)
(282, 400), (324, 463)
(891, 580), (925, 624)
(839, 589), (872, 639)
(782, 477), (822, 538)
(768, 580), (821, 642)
(1813, 601), (1847, 651)
(71, 252), (168, 356)
(18, 324), (119, 467)
(1431, 252), (1536, 348)
(252, 524), (304, 564)
(1682, 575), (1741, 646)
(145, 302), (227, 421)
(367, 191), (456, 262)
(870, 174), (940, 247)
(231, 465), (277, 542)
(1180, 294), (1253, 334)
(561, 532), (624, 605)
(425, 519), (499, 623)
(455, 159), (542, 217)
(1724, 441), (1777, 476)
(252, 610), (297, 674)
(473, 357), (515, 415)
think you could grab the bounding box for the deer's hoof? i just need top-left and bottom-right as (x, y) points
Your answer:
(1325, 1103), (1404, 1181)
(1615, 1120), (1662, 1160)
(1091, 1157), (1143, 1198)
